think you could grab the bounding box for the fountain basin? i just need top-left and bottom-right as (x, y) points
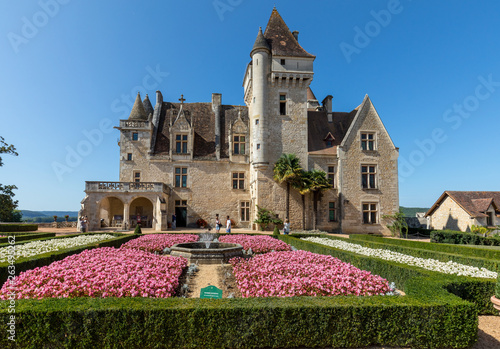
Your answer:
(170, 242), (243, 264)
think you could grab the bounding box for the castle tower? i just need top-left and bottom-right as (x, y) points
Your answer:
(243, 8), (316, 226)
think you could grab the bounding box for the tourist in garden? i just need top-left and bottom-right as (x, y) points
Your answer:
(226, 215), (231, 233)
(215, 214), (221, 233)
(79, 216), (86, 233)
(172, 213), (176, 230)
(283, 219), (290, 235)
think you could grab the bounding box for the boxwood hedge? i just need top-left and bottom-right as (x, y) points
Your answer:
(0, 233), (488, 348)
(0, 233), (56, 244)
(0, 224), (38, 232)
(431, 230), (500, 246)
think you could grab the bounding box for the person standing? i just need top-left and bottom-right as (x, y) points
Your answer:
(83, 216), (88, 233)
(226, 215), (231, 234)
(283, 219), (290, 235)
(215, 214), (221, 233)
(79, 216), (86, 233)
(172, 213), (176, 230)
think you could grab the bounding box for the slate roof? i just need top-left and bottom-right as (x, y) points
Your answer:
(128, 92), (148, 120)
(142, 94), (154, 119)
(426, 191), (500, 218)
(251, 27), (271, 56)
(153, 102), (248, 159)
(307, 110), (357, 155)
(263, 8), (315, 58)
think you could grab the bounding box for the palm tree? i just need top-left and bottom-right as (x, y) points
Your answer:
(273, 154), (302, 221)
(308, 169), (333, 230)
(292, 170), (313, 230)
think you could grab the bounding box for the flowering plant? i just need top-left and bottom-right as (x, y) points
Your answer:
(0, 234), (116, 263)
(219, 235), (291, 254)
(0, 247), (188, 299)
(302, 237), (498, 279)
(196, 218), (207, 227)
(121, 234), (198, 254)
(230, 250), (390, 297)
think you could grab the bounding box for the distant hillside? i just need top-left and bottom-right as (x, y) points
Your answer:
(400, 207), (429, 217)
(21, 210), (78, 218)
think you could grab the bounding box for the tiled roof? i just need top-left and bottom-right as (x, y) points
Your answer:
(307, 110), (357, 155)
(128, 92), (148, 120)
(426, 191), (500, 217)
(263, 8), (315, 58)
(153, 102), (248, 158)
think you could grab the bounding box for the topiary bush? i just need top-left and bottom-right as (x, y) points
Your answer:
(273, 225), (280, 237)
(134, 224), (142, 235)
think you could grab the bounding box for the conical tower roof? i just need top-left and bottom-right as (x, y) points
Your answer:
(142, 94), (154, 118)
(250, 27), (271, 57)
(263, 8), (315, 58)
(128, 92), (148, 120)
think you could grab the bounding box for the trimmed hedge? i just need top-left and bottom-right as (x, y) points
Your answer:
(282, 234), (496, 315)
(407, 227), (433, 237)
(0, 234), (138, 287)
(350, 234), (500, 260)
(497, 276), (500, 298)
(347, 234), (500, 272)
(0, 291), (477, 349)
(0, 233), (56, 244)
(431, 230), (500, 246)
(0, 224), (38, 232)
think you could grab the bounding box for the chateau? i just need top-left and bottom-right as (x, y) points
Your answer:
(81, 8), (399, 234)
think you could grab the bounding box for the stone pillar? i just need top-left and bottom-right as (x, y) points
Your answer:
(123, 203), (130, 230)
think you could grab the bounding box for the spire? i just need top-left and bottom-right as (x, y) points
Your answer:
(250, 27), (271, 57)
(142, 94), (154, 119)
(262, 7), (315, 58)
(128, 92), (148, 120)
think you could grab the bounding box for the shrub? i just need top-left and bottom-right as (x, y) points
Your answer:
(431, 230), (500, 246)
(273, 225), (280, 236)
(0, 224), (38, 232)
(0, 233), (55, 244)
(134, 224), (142, 234)
(496, 275), (500, 299)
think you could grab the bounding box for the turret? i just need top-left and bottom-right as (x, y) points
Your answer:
(250, 27), (271, 170)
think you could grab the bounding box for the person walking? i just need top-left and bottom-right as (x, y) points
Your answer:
(172, 213), (176, 230)
(215, 214), (221, 233)
(226, 215), (231, 234)
(283, 219), (290, 235)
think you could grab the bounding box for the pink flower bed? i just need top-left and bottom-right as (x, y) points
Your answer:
(230, 250), (391, 297)
(219, 235), (291, 254)
(0, 247), (187, 299)
(121, 234), (199, 253)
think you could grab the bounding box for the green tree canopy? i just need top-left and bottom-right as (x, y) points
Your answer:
(273, 154), (302, 220)
(0, 136), (20, 222)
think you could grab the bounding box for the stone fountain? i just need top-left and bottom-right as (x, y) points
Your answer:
(170, 232), (243, 264)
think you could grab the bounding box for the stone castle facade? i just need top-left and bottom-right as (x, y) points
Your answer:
(81, 8), (399, 234)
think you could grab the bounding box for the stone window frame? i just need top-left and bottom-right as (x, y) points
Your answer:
(174, 167), (188, 188)
(240, 201), (250, 222)
(132, 132), (139, 141)
(279, 92), (287, 116)
(174, 200), (187, 207)
(133, 171), (141, 183)
(175, 134), (189, 154)
(362, 202), (378, 224)
(328, 201), (338, 222)
(361, 164), (377, 190)
(126, 153), (133, 161)
(327, 165), (335, 188)
(233, 134), (246, 155)
(232, 172), (245, 190)
(360, 131), (377, 151)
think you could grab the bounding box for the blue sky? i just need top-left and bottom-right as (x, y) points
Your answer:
(1, 0), (500, 211)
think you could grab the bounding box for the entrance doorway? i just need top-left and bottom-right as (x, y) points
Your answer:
(175, 207), (187, 227)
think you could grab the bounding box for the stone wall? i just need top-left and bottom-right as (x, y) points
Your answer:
(428, 196), (473, 232)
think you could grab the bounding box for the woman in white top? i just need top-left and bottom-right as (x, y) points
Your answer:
(226, 215), (231, 233)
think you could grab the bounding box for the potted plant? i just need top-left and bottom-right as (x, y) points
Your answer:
(53, 215), (58, 222)
(492, 274), (500, 314)
(196, 218), (207, 228)
(64, 215), (69, 222)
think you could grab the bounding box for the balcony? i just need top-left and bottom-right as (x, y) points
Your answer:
(85, 181), (170, 195)
(118, 120), (151, 130)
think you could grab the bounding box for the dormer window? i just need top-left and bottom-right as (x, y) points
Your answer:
(280, 59), (286, 65)
(324, 133), (335, 148)
(175, 134), (188, 154)
(233, 135), (246, 155)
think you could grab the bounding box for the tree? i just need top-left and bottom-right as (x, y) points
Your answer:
(292, 170), (313, 230)
(307, 170), (333, 230)
(273, 154), (302, 221)
(0, 137), (19, 222)
(382, 209), (408, 238)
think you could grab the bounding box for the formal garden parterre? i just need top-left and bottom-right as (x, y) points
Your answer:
(0, 231), (497, 348)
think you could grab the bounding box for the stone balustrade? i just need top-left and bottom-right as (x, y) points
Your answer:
(119, 120), (150, 129)
(85, 181), (170, 195)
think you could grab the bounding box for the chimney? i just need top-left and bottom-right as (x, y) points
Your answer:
(292, 30), (299, 42)
(212, 93), (222, 160)
(322, 95), (333, 123)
